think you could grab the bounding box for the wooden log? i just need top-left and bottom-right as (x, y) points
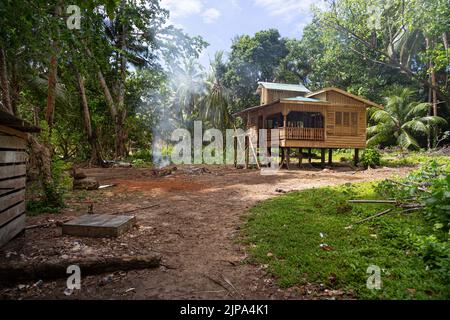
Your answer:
(0, 254), (161, 284)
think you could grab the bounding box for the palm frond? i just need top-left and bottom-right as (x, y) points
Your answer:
(419, 116), (447, 127)
(405, 102), (430, 119)
(402, 119), (428, 134)
(370, 109), (394, 124)
(397, 130), (420, 150)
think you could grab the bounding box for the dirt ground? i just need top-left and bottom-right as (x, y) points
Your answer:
(0, 164), (413, 300)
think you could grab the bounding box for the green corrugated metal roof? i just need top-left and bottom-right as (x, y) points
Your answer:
(282, 96), (321, 102)
(258, 82), (310, 93)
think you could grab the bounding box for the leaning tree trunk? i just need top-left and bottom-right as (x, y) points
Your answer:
(96, 70), (127, 158)
(86, 44), (127, 159)
(75, 70), (103, 166)
(0, 47), (13, 114)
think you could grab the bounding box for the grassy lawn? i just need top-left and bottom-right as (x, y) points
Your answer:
(241, 181), (449, 299)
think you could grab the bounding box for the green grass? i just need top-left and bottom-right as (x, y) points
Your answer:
(333, 148), (449, 168)
(241, 182), (449, 299)
(379, 151), (449, 167)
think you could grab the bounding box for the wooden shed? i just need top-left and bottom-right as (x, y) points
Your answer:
(235, 82), (382, 168)
(0, 109), (40, 247)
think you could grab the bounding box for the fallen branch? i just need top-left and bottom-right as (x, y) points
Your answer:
(110, 204), (160, 215)
(25, 219), (71, 230)
(0, 255), (161, 284)
(348, 200), (397, 204)
(345, 209), (392, 229)
(348, 199), (424, 209)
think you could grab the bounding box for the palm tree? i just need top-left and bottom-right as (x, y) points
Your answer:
(202, 51), (233, 131)
(367, 88), (447, 150)
(168, 57), (205, 129)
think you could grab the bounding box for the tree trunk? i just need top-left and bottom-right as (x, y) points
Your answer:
(75, 70), (103, 166)
(45, 53), (58, 126)
(115, 17), (128, 158)
(425, 36), (438, 117)
(0, 47), (13, 114)
(27, 135), (53, 187)
(97, 70), (127, 158)
(10, 62), (19, 115)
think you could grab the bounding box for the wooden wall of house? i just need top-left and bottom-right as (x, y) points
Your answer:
(0, 125), (27, 247)
(260, 88), (302, 105)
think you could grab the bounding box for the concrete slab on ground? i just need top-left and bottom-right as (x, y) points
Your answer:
(62, 214), (136, 237)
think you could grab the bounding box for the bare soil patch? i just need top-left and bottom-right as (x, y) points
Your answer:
(0, 165), (412, 299)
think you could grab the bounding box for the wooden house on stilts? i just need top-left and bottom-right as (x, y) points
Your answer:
(234, 82), (382, 168)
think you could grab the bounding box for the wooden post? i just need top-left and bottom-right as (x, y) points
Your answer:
(321, 149), (326, 167)
(245, 136), (249, 169)
(328, 148), (333, 165)
(298, 148), (303, 168)
(286, 147), (290, 170)
(354, 148), (359, 166)
(233, 136), (237, 167)
(308, 148), (312, 164)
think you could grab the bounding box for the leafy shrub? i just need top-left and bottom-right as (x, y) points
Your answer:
(129, 149), (152, 162)
(374, 161), (450, 285)
(410, 234), (450, 283)
(423, 175), (450, 232)
(360, 148), (381, 168)
(27, 158), (71, 215)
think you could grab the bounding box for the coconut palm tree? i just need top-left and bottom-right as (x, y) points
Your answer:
(167, 57), (205, 129)
(367, 88), (447, 150)
(202, 51), (233, 131)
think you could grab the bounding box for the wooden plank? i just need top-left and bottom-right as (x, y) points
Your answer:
(0, 125), (28, 139)
(0, 164), (26, 180)
(0, 176), (26, 190)
(0, 202), (25, 227)
(0, 189), (25, 212)
(0, 213), (25, 247)
(0, 151), (27, 164)
(0, 135), (26, 150)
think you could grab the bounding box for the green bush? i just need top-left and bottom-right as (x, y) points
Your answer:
(26, 157), (72, 215)
(360, 148), (381, 168)
(374, 161), (450, 286)
(423, 175), (450, 232)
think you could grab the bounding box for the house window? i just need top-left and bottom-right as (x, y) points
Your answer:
(335, 111), (358, 136)
(336, 112), (342, 125)
(343, 112), (350, 126)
